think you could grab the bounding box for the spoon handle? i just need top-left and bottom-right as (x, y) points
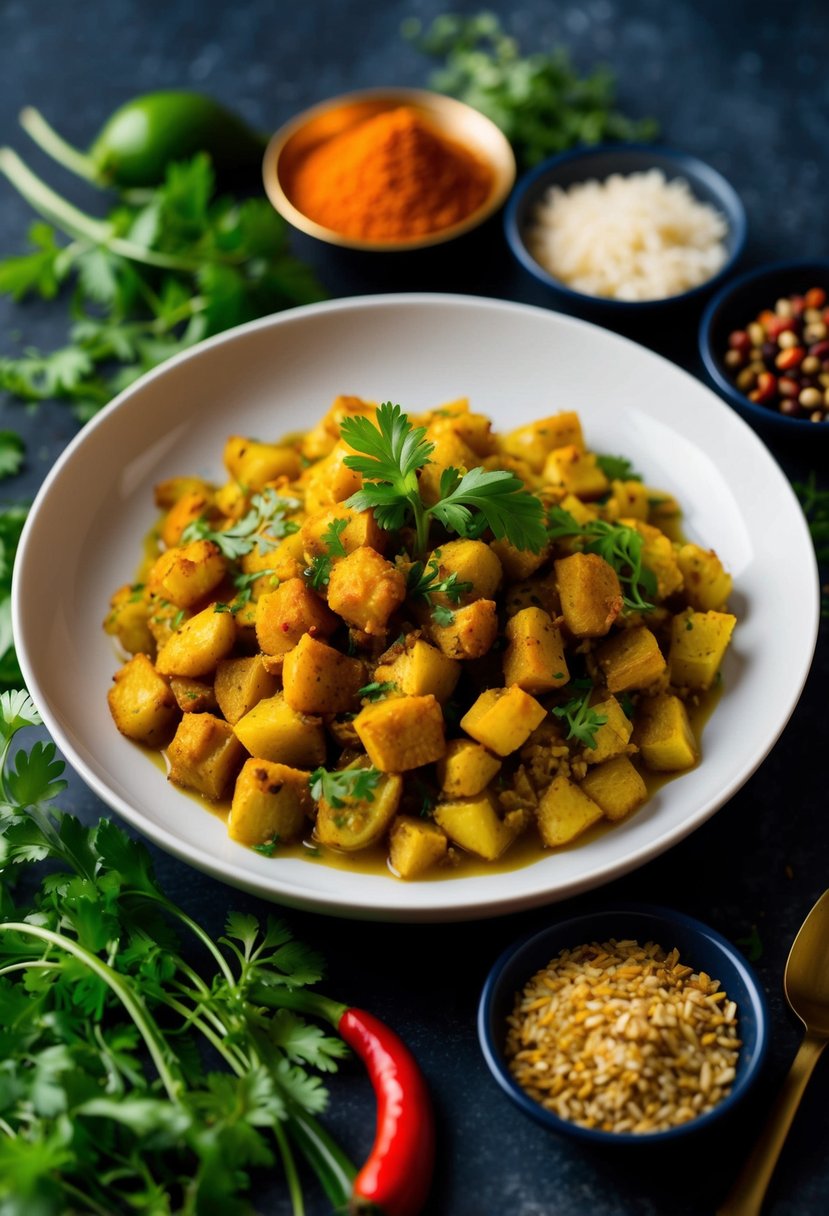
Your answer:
(717, 1032), (826, 1216)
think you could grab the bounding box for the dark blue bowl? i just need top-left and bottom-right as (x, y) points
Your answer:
(699, 259), (829, 438)
(505, 144), (747, 316)
(478, 904), (769, 1145)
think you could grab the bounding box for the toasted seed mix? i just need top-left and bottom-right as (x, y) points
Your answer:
(505, 939), (741, 1133)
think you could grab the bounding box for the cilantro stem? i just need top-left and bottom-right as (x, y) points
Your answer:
(288, 1106), (357, 1208)
(273, 1119), (306, 1216)
(0, 147), (243, 274)
(19, 106), (100, 183)
(58, 1180), (114, 1216)
(0, 922), (181, 1102)
(134, 890), (236, 987)
(0, 1117), (14, 1138)
(0, 958), (60, 979)
(250, 982), (348, 1029)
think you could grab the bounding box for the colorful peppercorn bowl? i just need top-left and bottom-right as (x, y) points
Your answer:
(504, 144), (747, 318)
(263, 87), (516, 252)
(699, 260), (829, 437)
(478, 904), (769, 1146)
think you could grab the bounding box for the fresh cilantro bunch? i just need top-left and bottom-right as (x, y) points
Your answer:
(0, 693), (358, 1215)
(0, 146), (325, 420)
(341, 402), (546, 557)
(406, 11), (658, 168)
(548, 505), (658, 613)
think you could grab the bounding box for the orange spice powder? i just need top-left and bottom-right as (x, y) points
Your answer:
(288, 106), (494, 241)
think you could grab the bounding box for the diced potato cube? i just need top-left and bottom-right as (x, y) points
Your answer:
(634, 694), (699, 771)
(555, 553), (623, 638)
(327, 548), (406, 636)
(167, 713), (245, 800)
(155, 604), (236, 678)
(436, 739), (501, 798)
(373, 640), (460, 703)
(228, 759), (311, 846)
(596, 626), (667, 693)
(282, 634), (365, 715)
(543, 445), (609, 500)
(300, 505), (386, 561)
(677, 544), (733, 611)
(170, 676), (218, 714)
(255, 578), (338, 656)
(241, 531), (306, 590)
(103, 584), (155, 656)
(214, 655), (279, 725)
(154, 476), (213, 510)
(503, 607), (569, 694)
(669, 610), (736, 690)
(107, 654), (179, 746)
(223, 436), (301, 489)
(580, 755), (647, 820)
(430, 599), (498, 659)
(234, 600), (259, 649)
(503, 573), (560, 619)
(501, 413), (584, 472)
(354, 695), (445, 771)
(490, 537), (550, 582)
(160, 488), (212, 549)
(148, 540), (227, 609)
(536, 774), (604, 847)
(315, 770), (402, 851)
(389, 815), (449, 879)
(427, 411), (497, 457)
(213, 479), (248, 520)
(234, 693), (326, 769)
(461, 686), (547, 756)
(585, 696), (633, 764)
(629, 520), (683, 600)
(427, 540), (502, 602)
(434, 791), (516, 860)
(146, 597), (186, 649)
(608, 480), (650, 521)
(303, 441), (362, 514)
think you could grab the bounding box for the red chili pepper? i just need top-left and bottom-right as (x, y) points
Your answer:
(338, 1007), (435, 1216)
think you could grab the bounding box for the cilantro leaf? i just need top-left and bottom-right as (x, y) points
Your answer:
(357, 681), (398, 702)
(430, 604), (456, 627)
(182, 488), (300, 559)
(0, 432), (25, 480)
(596, 454), (642, 482)
(552, 688), (608, 749)
(406, 552), (472, 604)
(5, 741), (67, 807)
(547, 506), (657, 613)
(0, 222), (64, 300)
(0, 690), (41, 739)
(309, 766), (382, 809)
(429, 465), (547, 552)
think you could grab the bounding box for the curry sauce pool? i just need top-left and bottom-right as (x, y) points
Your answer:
(105, 396), (736, 881)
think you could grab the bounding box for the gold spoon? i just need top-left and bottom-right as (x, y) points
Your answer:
(718, 889), (829, 1216)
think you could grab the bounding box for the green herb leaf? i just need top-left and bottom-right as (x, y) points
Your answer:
(0, 432), (25, 480)
(430, 604), (456, 627)
(357, 681), (398, 702)
(552, 687), (608, 749)
(547, 506), (657, 612)
(429, 465), (546, 552)
(596, 454), (642, 482)
(406, 553), (472, 604)
(308, 766), (382, 809)
(182, 488), (300, 559)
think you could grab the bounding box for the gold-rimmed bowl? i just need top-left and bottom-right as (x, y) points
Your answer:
(262, 87), (516, 252)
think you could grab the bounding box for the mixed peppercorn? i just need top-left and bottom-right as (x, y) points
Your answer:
(724, 286), (829, 421)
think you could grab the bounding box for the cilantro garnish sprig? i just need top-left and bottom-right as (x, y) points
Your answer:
(406, 549), (472, 628)
(552, 685), (608, 750)
(340, 403), (546, 558)
(182, 488), (300, 560)
(357, 681), (398, 702)
(305, 518), (349, 590)
(547, 505), (658, 613)
(309, 766), (382, 809)
(0, 694), (358, 1211)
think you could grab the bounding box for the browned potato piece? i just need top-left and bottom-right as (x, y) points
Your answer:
(303, 441), (362, 514)
(234, 693), (326, 769)
(148, 540), (227, 610)
(327, 548), (406, 636)
(555, 553), (623, 638)
(315, 770), (403, 852)
(389, 815), (449, 879)
(634, 694), (699, 771)
(544, 446), (609, 500)
(155, 604), (236, 678)
(677, 544), (732, 611)
(170, 676), (218, 714)
(428, 539), (502, 603)
(104, 584), (155, 656)
(585, 696), (634, 765)
(490, 537), (550, 582)
(460, 686), (547, 756)
(223, 436), (301, 489)
(300, 505), (386, 560)
(282, 634), (365, 715)
(503, 607), (569, 694)
(501, 412), (584, 472)
(255, 578), (338, 656)
(536, 774), (604, 847)
(434, 792), (517, 860)
(354, 695), (446, 771)
(427, 411), (497, 457)
(430, 599), (498, 659)
(596, 626), (667, 693)
(108, 654), (179, 746)
(228, 759), (312, 846)
(167, 713), (246, 800)
(580, 756), (647, 820)
(418, 431), (479, 505)
(160, 488), (213, 549)
(436, 739), (501, 798)
(154, 476), (213, 510)
(373, 639), (460, 702)
(214, 655), (279, 724)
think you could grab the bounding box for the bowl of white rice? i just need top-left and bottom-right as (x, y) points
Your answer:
(505, 144), (746, 312)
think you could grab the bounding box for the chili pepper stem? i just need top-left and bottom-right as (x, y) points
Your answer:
(19, 106), (101, 184)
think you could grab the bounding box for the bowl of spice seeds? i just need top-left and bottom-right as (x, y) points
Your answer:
(478, 905), (769, 1144)
(263, 87), (516, 251)
(700, 259), (829, 435)
(505, 144), (746, 316)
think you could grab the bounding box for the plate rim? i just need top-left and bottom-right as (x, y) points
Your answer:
(12, 292), (820, 921)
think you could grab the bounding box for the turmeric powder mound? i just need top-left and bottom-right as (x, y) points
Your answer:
(288, 106), (494, 241)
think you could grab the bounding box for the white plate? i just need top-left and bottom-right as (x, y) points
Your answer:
(13, 294), (819, 921)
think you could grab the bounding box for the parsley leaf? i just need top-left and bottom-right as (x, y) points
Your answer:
(308, 766), (382, 809)
(406, 552), (472, 605)
(182, 489), (300, 559)
(552, 688), (608, 749)
(304, 518), (349, 590)
(596, 454), (642, 482)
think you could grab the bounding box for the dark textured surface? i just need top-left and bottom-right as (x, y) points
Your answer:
(1, 2), (828, 1213)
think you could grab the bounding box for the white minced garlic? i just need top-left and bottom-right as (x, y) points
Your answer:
(528, 169), (729, 301)
(505, 939), (741, 1133)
